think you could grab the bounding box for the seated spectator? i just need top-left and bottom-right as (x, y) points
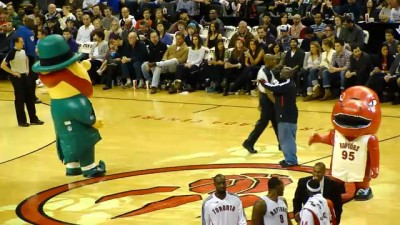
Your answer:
(303, 42), (322, 101)
(306, 0), (322, 17)
(334, 15), (344, 40)
(169, 8), (199, 33)
(175, 20), (188, 37)
(147, 32), (189, 94)
(300, 27), (322, 52)
(88, 29), (108, 84)
(223, 38), (247, 96)
(59, 5), (76, 30)
(320, 39), (351, 100)
(137, 20), (156, 45)
(91, 4), (103, 20)
(184, 23), (197, 47)
(282, 38), (306, 95)
(101, 6), (118, 31)
(121, 32), (149, 88)
(383, 28), (399, 56)
(378, 0), (391, 23)
(75, 8), (84, 28)
(276, 25), (292, 52)
(307, 39), (335, 100)
(260, 12), (277, 38)
(156, 21), (173, 45)
(268, 43), (285, 70)
(135, 8), (153, 30)
(45, 4), (61, 21)
(121, 19), (135, 41)
(6, 4), (21, 28)
(321, 24), (335, 44)
(65, 18), (78, 39)
(310, 12), (327, 39)
(255, 25), (276, 53)
(35, 28), (48, 56)
(341, 16), (364, 48)
(289, 14), (306, 39)
(65, 0), (84, 13)
(34, 15), (45, 36)
(76, 14), (94, 43)
(63, 28), (79, 53)
(231, 39), (265, 94)
(200, 9), (225, 35)
(176, 0), (199, 16)
(204, 21), (222, 49)
(342, 0), (361, 22)
(107, 20), (122, 41)
(360, 0), (379, 22)
(119, 7), (136, 30)
(320, 0), (336, 22)
(205, 39), (228, 93)
(98, 38), (122, 90)
(141, 31), (168, 88)
(46, 17), (62, 35)
(172, 34), (206, 93)
(367, 44), (395, 102)
(152, 8), (171, 31)
(92, 18), (103, 32)
(228, 21), (255, 48)
(277, 13), (292, 38)
(344, 44), (372, 89)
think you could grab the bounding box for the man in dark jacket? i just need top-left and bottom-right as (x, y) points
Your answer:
(122, 31), (149, 88)
(344, 43), (372, 89)
(260, 67), (298, 167)
(141, 31), (167, 86)
(293, 162), (345, 224)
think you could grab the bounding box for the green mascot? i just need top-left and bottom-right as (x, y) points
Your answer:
(32, 35), (106, 178)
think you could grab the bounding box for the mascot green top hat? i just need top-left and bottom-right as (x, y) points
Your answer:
(32, 34), (82, 73)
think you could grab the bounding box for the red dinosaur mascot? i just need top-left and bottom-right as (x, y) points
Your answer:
(309, 86), (381, 201)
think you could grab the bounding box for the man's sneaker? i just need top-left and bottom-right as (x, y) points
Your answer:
(18, 123), (30, 127)
(150, 87), (157, 94)
(30, 120), (44, 125)
(280, 160), (298, 168)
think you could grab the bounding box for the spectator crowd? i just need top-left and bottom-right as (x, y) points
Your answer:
(1, 0), (400, 103)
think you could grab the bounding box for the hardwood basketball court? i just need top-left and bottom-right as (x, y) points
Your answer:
(0, 81), (399, 225)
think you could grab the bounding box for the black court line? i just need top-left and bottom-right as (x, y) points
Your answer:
(193, 106), (221, 114)
(380, 134), (400, 142)
(1, 90), (400, 118)
(0, 99), (52, 165)
(0, 140), (56, 165)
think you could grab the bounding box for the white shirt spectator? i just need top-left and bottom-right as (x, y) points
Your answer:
(202, 192), (247, 225)
(390, 7), (400, 22)
(319, 49), (335, 68)
(187, 46), (206, 66)
(83, 0), (100, 9)
(76, 24), (94, 43)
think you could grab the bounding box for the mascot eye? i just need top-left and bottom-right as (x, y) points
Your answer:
(369, 100), (377, 107)
(339, 95), (343, 101)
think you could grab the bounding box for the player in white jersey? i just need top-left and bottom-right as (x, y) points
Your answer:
(201, 174), (247, 225)
(252, 177), (293, 225)
(300, 179), (337, 225)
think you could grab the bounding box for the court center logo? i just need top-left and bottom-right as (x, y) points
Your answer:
(16, 163), (351, 224)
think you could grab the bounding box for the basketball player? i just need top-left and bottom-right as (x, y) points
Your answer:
(201, 174), (247, 225)
(251, 177), (293, 225)
(299, 179), (337, 225)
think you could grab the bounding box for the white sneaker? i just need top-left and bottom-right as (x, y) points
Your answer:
(36, 79), (44, 88)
